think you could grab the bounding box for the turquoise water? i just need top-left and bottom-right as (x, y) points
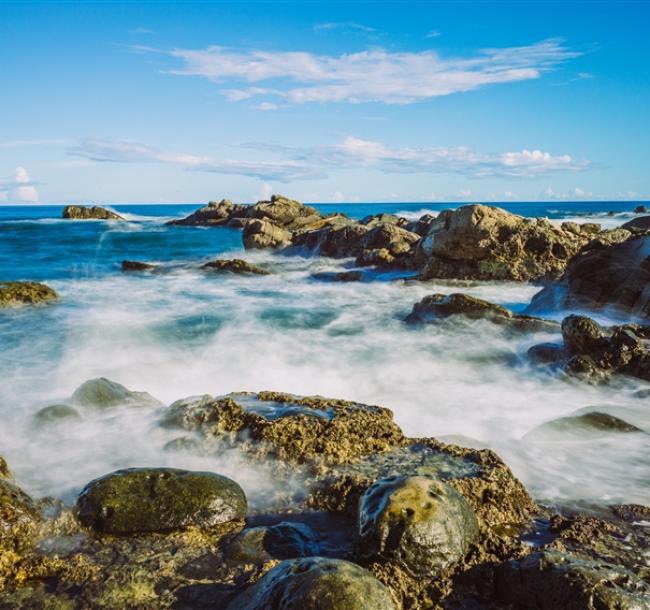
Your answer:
(0, 201), (648, 508)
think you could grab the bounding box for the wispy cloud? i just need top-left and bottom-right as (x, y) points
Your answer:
(0, 138), (69, 148)
(0, 167), (40, 202)
(424, 29), (441, 39)
(314, 21), (377, 34)
(246, 136), (589, 178)
(67, 138), (324, 181)
(67, 136), (589, 182)
(156, 38), (579, 105)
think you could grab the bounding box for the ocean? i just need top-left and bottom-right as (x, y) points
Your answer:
(1, 200), (648, 510)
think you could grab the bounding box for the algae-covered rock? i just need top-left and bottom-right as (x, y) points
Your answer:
(226, 557), (397, 610)
(0, 474), (38, 546)
(33, 404), (81, 426)
(62, 205), (123, 220)
(358, 476), (479, 577)
(0, 281), (58, 307)
(224, 521), (318, 564)
(405, 293), (558, 332)
(201, 259), (271, 276)
(70, 377), (161, 409)
(76, 467), (247, 534)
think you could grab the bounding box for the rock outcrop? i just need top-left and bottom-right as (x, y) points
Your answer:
(416, 204), (597, 282)
(528, 232), (650, 320)
(76, 467), (247, 534)
(201, 259), (271, 275)
(405, 293), (558, 332)
(70, 377), (162, 408)
(121, 260), (156, 272)
(0, 281), (58, 307)
(62, 205), (124, 220)
(528, 314), (650, 383)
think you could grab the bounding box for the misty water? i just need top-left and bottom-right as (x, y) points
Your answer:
(0, 202), (648, 510)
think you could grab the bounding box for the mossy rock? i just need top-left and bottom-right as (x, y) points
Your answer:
(226, 557), (397, 610)
(70, 377), (161, 409)
(0, 282), (58, 307)
(76, 467), (247, 534)
(358, 476), (479, 577)
(33, 404), (81, 426)
(0, 477), (38, 546)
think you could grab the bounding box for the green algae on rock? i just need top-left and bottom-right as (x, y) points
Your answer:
(226, 557), (397, 610)
(76, 467), (247, 534)
(70, 377), (162, 409)
(0, 281), (58, 307)
(62, 205), (124, 220)
(359, 476), (479, 578)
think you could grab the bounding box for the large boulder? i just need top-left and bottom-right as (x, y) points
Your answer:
(356, 224), (420, 268)
(167, 199), (248, 227)
(201, 259), (271, 276)
(622, 215), (650, 231)
(0, 281), (58, 307)
(528, 233), (650, 320)
(76, 467), (247, 534)
(70, 377), (161, 408)
(243, 219), (293, 250)
(62, 205), (123, 220)
(226, 557), (397, 610)
(416, 205), (595, 281)
(248, 194), (322, 230)
(292, 223), (370, 258)
(405, 293), (558, 332)
(358, 476), (479, 577)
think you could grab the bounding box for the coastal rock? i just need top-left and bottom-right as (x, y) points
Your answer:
(162, 392), (404, 466)
(201, 258), (270, 275)
(70, 377), (162, 408)
(292, 223), (370, 258)
(528, 314), (650, 382)
(528, 232), (650, 319)
(0, 281), (58, 307)
(358, 476), (479, 577)
(634, 205), (649, 214)
(33, 404), (81, 426)
(226, 557), (397, 610)
(224, 522), (318, 564)
(361, 213), (408, 229)
(243, 219), (293, 250)
(0, 465), (38, 547)
(527, 342), (566, 364)
(248, 194), (322, 230)
(167, 199), (246, 226)
(76, 467), (247, 534)
(355, 224), (420, 268)
(121, 260), (156, 272)
(406, 214), (436, 237)
(405, 293), (558, 332)
(622, 215), (650, 231)
(62, 205), (123, 220)
(524, 411), (644, 441)
(416, 204), (595, 282)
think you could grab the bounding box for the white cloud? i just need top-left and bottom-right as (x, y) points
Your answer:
(425, 30), (441, 39)
(248, 136), (589, 178)
(314, 21), (376, 34)
(68, 138), (324, 182)
(541, 186), (594, 200)
(159, 38), (579, 105)
(0, 167), (40, 202)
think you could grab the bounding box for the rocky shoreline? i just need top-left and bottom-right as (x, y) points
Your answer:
(1, 380), (648, 609)
(0, 198), (648, 607)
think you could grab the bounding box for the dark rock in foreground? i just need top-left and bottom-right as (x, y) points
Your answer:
(528, 231), (650, 320)
(122, 260), (156, 272)
(622, 214), (650, 231)
(0, 281), (58, 307)
(62, 205), (124, 220)
(202, 258), (271, 276)
(406, 293), (558, 332)
(76, 467), (247, 534)
(226, 557), (396, 610)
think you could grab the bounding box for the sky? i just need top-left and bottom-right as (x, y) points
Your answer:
(1, 0), (649, 204)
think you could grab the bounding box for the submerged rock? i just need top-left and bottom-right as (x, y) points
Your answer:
(416, 204), (596, 282)
(76, 467), (247, 534)
(405, 293), (558, 332)
(33, 404), (81, 426)
(525, 411), (644, 441)
(358, 476), (479, 577)
(121, 260), (156, 272)
(528, 232), (650, 320)
(70, 377), (162, 408)
(0, 281), (58, 307)
(62, 205), (123, 220)
(226, 557), (396, 610)
(201, 258), (270, 275)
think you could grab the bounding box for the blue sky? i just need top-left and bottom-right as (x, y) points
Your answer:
(1, 0), (649, 204)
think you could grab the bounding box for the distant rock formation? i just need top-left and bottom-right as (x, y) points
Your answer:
(62, 205), (124, 220)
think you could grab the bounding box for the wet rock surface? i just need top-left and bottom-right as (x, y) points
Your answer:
(76, 467), (247, 534)
(201, 258), (270, 275)
(528, 314), (650, 383)
(121, 259), (157, 272)
(0, 281), (58, 307)
(405, 293), (558, 332)
(70, 377), (162, 408)
(62, 205), (124, 220)
(528, 232), (650, 319)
